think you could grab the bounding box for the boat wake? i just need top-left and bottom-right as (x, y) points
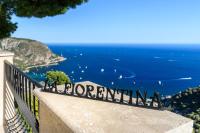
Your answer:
(124, 75), (136, 79)
(114, 58), (120, 61)
(168, 59), (176, 62)
(176, 77), (192, 80)
(154, 56), (161, 59)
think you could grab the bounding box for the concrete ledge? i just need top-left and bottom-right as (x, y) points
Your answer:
(34, 87), (193, 133)
(166, 120), (194, 133)
(39, 98), (74, 133)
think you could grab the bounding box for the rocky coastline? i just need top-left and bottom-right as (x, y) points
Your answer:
(24, 56), (66, 72)
(0, 37), (65, 71)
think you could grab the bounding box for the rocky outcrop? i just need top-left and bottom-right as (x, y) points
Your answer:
(0, 37), (65, 70)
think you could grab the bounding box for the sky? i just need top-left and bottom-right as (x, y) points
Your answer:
(12, 0), (200, 44)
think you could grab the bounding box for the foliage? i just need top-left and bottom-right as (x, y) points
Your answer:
(0, 4), (17, 38)
(164, 87), (200, 133)
(46, 71), (70, 85)
(0, 0), (88, 39)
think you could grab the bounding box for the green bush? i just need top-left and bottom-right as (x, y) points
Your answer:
(194, 123), (200, 129)
(165, 87), (200, 132)
(46, 71), (70, 85)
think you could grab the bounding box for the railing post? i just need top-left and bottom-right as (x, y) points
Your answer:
(0, 52), (14, 128)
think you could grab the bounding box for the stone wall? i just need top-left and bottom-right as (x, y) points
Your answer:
(39, 99), (73, 133)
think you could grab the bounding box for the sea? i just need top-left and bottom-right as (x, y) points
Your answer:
(27, 44), (200, 96)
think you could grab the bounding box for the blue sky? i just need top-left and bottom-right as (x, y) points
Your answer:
(12, 0), (200, 44)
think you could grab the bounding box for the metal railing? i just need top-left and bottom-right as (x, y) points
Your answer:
(4, 61), (43, 133)
(43, 81), (163, 110)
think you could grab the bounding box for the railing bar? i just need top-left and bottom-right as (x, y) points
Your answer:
(21, 74), (23, 99)
(8, 65), (11, 82)
(19, 73), (22, 97)
(29, 81), (32, 111)
(5, 63), (8, 80)
(7, 63), (10, 83)
(19, 74), (21, 98)
(4, 63), (8, 79)
(17, 72), (20, 95)
(33, 84), (35, 111)
(25, 78), (28, 106)
(16, 71), (18, 94)
(9, 65), (11, 80)
(37, 99), (39, 119)
(22, 75), (24, 100)
(33, 85), (36, 116)
(7, 64), (9, 79)
(13, 69), (16, 90)
(12, 67), (15, 85)
(20, 74), (23, 99)
(14, 70), (17, 92)
(14, 69), (17, 88)
(10, 66), (12, 84)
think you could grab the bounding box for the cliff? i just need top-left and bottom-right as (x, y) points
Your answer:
(0, 37), (65, 70)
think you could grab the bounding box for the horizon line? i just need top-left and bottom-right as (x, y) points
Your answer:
(45, 42), (200, 45)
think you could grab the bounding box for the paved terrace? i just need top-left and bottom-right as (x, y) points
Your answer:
(34, 81), (193, 133)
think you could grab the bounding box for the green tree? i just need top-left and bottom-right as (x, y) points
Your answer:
(0, 0), (88, 39)
(46, 71), (70, 85)
(0, 3), (17, 38)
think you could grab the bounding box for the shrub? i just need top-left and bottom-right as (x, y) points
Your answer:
(46, 71), (70, 85)
(194, 123), (200, 129)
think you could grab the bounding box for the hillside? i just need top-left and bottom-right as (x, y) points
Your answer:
(0, 37), (65, 70)
(164, 87), (200, 133)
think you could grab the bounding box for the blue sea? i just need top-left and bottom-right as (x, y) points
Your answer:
(28, 44), (200, 96)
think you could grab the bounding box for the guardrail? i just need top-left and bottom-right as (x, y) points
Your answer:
(4, 61), (43, 133)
